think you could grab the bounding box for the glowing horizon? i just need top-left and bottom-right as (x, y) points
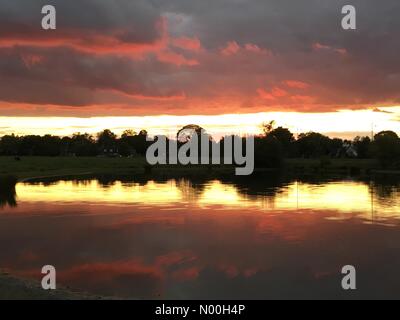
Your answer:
(1, 106), (399, 140)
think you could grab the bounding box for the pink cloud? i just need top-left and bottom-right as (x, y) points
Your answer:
(313, 43), (348, 56)
(335, 48), (348, 55)
(284, 80), (310, 89)
(257, 87), (288, 100)
(0, 18), (176, 63)
(221, 42), (271, 56)
(312, 42), (331, 50)
(157, 49), (199, 66)
(244, 43), (261, 53)
(171, 37), (201, 51)
(221, 41), (240, 56)
(0, 28), (167, 59)
(244, 43), (263, 53)
(244, 43), (272, 55)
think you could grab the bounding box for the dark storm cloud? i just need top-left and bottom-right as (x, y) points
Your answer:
(156, 0), (400, 107)
(0, 0), (161, 42)
(0, 0), (399, 113)
(0, 46), (186, 106)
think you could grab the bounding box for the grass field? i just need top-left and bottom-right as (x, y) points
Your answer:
(0, 156), (386, 182)
(0, 156), (236, 181)
(0, 156), (147, 180)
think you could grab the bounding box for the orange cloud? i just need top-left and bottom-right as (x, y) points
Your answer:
(290, 95), (315, 103)
(271, 87), (288, 97)
(257, 88), (275, 100)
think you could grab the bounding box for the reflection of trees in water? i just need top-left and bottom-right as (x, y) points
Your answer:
(224, 173), (286, 197)
(96, 176), (117, 188)
(18, 172), (400, 209)
(175, 179), (200, 203)
(0, 176), (17, 208)
(369, 176), (400, 208)
(170, 173), (400, 205)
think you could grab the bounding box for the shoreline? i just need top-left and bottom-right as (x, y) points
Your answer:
(0, 156), (399, 184)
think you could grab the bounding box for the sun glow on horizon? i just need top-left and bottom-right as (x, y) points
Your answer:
(0, 107), (399, 139)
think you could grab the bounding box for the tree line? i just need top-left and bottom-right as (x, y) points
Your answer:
(0, 129), (149, 157)
(254, 123), (400, 168)
(0, 124), (399, 168)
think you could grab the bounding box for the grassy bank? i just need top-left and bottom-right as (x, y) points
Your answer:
(0, 156), (147, 180)
(0, 156), (395, 182)
(0, 156), (237, 181)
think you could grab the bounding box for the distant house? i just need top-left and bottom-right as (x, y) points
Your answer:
(336, 142), (358, 158)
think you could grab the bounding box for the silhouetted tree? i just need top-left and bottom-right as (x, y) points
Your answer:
(97, 129), (117, 154)
(118, 130), (137, 156)
(295, 132), (332, 158)
(0, 134), (19, 155)
(353, 136), (371, 159)
(261, 120), (276, 136)
(70, 133), (97, 156)
(132, 130), (149, 156)
(177, 124), (205, 143)
(371, 131), (400, 167)
(266, 127), (295, 157)
(254, 135), (283, 168)
(121, 129), (137, 138)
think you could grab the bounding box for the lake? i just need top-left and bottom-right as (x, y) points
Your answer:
(0, 174), (400, 299)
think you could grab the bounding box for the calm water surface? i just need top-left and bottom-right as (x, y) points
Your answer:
(0, 175), (400, 299)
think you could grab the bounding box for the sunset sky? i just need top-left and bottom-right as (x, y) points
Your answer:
(0, 0), (399, 138)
